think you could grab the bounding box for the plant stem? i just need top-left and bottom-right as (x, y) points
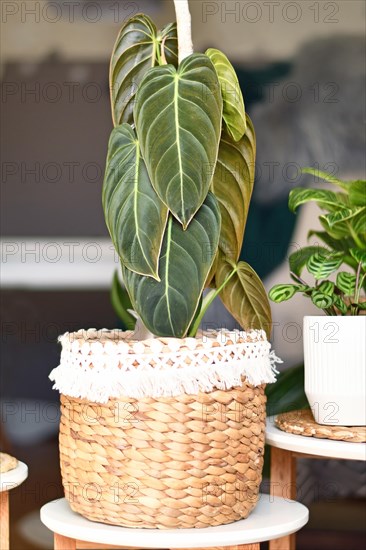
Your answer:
(348, 222), (364, 249)
(290, 271), (308, 287)
(173, 0), (193, 63)
(188, 266), (238, 337)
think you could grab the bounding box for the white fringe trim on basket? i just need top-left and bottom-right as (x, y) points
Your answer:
(49, 328), (282, 403)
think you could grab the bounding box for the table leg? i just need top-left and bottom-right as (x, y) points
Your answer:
(54, 533), (76, 549)
(269, 447), (296, 550)
(0, 491), (9, 550)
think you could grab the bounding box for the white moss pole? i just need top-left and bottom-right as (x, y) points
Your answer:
(173, 0), (194, 63)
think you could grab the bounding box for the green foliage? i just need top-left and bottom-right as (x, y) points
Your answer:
(216, 259), (272, 339)
(103, 125), (167, 279)
(110, 15), (178, 126)
(211, 117), (255, 263)
(110, 272), (136, 330)
(270, 169), (366, 316)
(121, 194), (220, 337)
(134, 53), (222, 228)
(205, 48), (246, 141)
(104, 15), (271, 337)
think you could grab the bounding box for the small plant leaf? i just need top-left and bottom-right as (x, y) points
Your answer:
(134, 53), (222, 228)
(334, 297), (348, 315)
(306, 252), (344, 280)
(301, 168), (348, 190)
(336, 272), (356, 296)
(205, 48), (246, 141)
(318, 280), (335, 296)
(321, 207), (365, 228)
(110, 15), (178, 126)
(122, 193), (221, 338)
(102, 124), (168, 279)
(350, 249), (366, 270)
(288, 188), (342, 213)
(307, 230), (353, 253)
(289, 246), (328, 277)
(216, 260), (272, 339)
(211, 117), (255, 263)
(111, 271), (136, 330)
(349, 180), (366, 207)
(311, 290), (335, 309)
(269, 284), (305, 303)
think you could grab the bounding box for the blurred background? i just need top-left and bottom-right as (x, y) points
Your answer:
(1, 1), (365, 548)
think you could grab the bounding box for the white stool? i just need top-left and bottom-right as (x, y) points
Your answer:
(266, 416), (366, 550)
(40, 494), (308, 550)
(0, 461), (28, 550)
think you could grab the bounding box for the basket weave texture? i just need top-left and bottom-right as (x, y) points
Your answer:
(58, 330), (269, 529)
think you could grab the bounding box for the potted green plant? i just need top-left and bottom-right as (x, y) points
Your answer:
(50, 1), (279, 529)
(269, 168), (366, 426)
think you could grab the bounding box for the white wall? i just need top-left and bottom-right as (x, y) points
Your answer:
(1, 0), (364, 64)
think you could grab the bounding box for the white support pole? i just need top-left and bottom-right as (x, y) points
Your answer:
(173, 0), (194, 63)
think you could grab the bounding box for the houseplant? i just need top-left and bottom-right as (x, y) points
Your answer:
(50, 0), (279, 529)
(269, 168), (366, 426)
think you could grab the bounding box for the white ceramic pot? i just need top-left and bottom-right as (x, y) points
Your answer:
(303, 316), (366, 426)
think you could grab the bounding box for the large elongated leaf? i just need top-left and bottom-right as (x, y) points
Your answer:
(211, 118), (255, 262)
(216, 260), (272, 339)
(134, 53), (223, 228)
(122, 193), (221, 337)
(110, 15), (178, 126)
(205, 48), (246, 142)
(103, 124), (167, 279)
(349, 180), (366, 207)
(288, 188), (342, 212)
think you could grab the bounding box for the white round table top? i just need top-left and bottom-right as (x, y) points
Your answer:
(40, 495), (308, 548)
(266, 417), (366, 461)
(0, 461), (28, 492)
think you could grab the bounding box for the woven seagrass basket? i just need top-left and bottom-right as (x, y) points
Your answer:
(52, 328), (277, 529)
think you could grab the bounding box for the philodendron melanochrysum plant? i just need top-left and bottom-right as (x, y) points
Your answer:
(269, 169), (366, 315)
(103, 5), (271, 338)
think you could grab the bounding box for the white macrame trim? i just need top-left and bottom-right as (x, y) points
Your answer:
(49, 328), (281, 403)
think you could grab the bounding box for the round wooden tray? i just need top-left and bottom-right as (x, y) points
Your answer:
(275, 409), (366, 443)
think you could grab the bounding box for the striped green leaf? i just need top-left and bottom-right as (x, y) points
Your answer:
(211, 116), (255, 263)
(306, 252), (344, 280)
(318, 280), (335, 296)
(349, 180), (366, 207)
(110, 15), (178, 126)
(289, 246), (328, 277)
(134, 53), (223, 228)
(216, 260), (272, 339)
(288, 188), (341, 213)
(350, 249), (366, 270)
(311, 290), (336, 309)
(336, 272), (356, 296)
(321, 207), (365, 227)
(334, 297), (348, 314)
(122, 193), (221, 337)
(206, 48), (246, 142)
(269, 284), (305, 303)
(103, 124), (168, 279)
